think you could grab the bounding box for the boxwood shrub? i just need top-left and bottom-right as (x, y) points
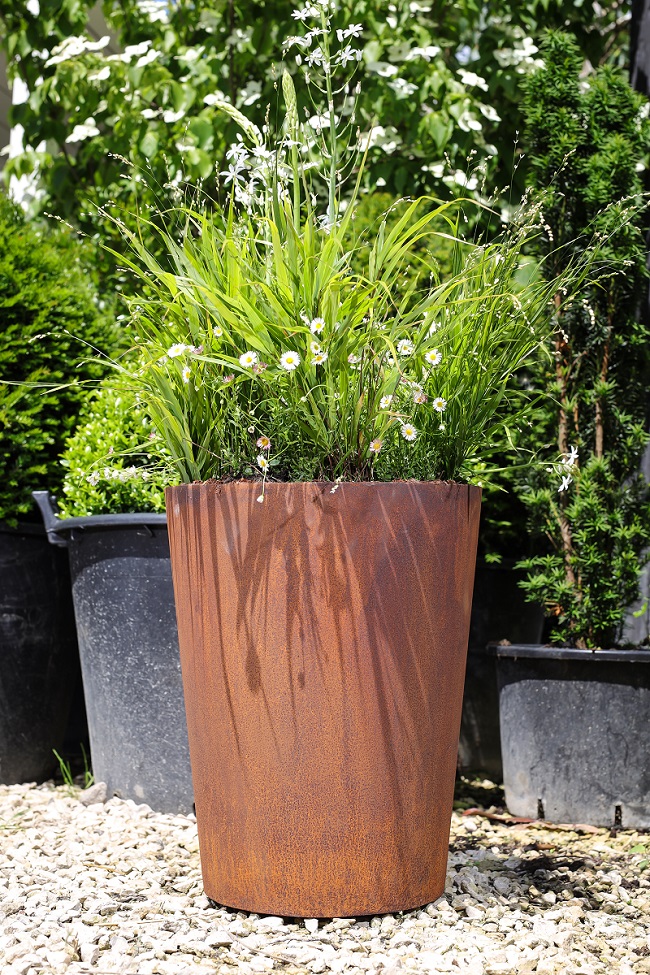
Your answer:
(58, 382), (171, 517)
(0, 194), (118, 523)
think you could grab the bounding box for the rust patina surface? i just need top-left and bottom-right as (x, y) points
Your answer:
(166, 480), (481, 917)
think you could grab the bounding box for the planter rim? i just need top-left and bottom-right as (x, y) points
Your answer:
(32, 491), (166, 547)
(486, 642), (650, 663)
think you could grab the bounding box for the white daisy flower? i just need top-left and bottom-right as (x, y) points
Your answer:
(311, 350), (328, 365)
(181, 365), (191, 384)
(379, 395), (393, 410)
(310, 341), (322, 354)
(256, 435), (271, 450)
(257, 454), (270, 471)
(413, 389), (427, 404)
(369, 439), (383, 454)
(280, 350), (301, 371)
(214, 326), (223, 337)
(400, 423), (418, 442)
(424, 348), (442, 366)
(432, 396), (447, 413)
(167, 343), (192, 358)
(397, 339), (414, 357)
(239, 350), (259, 368)
(310, 317), (326, 334)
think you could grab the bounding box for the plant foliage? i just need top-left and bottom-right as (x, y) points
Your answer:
(517, 32), (650, 649)
(0, 0), (631, 268)
(0, 194), (117, 523)
(58, 382), (171, 517)
(103, 9), (594, 491)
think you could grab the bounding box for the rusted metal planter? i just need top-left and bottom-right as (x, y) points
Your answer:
(166, 480), (481, 917)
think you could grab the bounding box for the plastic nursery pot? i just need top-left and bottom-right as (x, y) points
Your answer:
(492, 643), (650, 828)
(457, 562), (544, 781)
(166, 480), (482, 918)
(0, 522), (79, 784)
(33, 493), (193, 815)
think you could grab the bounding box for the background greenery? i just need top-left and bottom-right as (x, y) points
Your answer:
(0, 193), (118, 523)
(0, 0), (633, 279)
(516, 32), (650, 648)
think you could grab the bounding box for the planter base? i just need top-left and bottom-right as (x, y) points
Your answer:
(495, 645), (650, 828)
(167, 480), (481, 917)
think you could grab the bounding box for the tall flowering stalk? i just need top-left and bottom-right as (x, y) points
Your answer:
(105, 6), (588, 488)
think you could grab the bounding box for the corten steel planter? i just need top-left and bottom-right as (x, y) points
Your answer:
(166, 479), (481, 917)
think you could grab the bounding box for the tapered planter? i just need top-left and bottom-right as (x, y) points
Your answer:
(0, 523), (79, 783)
(166, 480), (481, 917)
(34, 493), (194, 814)
(494, 644), (650, 828)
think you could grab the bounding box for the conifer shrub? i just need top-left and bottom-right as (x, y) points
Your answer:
(517, 32), (650, 648)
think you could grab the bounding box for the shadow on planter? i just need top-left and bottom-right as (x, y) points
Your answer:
(457, 561), (544, 781)
(0, 523), (79, 783)
(33, 492), (193, 815)
(491, 643), (650, 828)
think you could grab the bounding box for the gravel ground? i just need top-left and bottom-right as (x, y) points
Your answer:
(1, 777), (649, 975)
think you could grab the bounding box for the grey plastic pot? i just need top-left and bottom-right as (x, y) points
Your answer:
(492, 643), (650, 828)
(34, 492), (193, 815)
(0, 522), (79, 783)
(457, 562), (544, 780)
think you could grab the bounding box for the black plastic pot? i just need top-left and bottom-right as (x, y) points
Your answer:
(493, 643), (650, 827)
(0, 523), (79, 783)
(34, 493), (193, 814)
(457, 562), (544, 780)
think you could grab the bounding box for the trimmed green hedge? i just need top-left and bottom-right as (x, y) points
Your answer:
(0, 194), (118, 523)
(59, 382), (171, 517)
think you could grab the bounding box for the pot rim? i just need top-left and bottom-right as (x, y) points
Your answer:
(486, 642), (650, 663)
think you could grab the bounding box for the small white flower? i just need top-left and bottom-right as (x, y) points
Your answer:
(257, 494), (265, 503)
(310, 317), (325, 334)
(257, 454), (270, 471)
(214, 325), (223, 337)
(257, 435), (271, 450)
(310, 341), (321, 354)
(397, 339), (414, 357)
(563, 445), (579, 468)
(239, 350), (259, 368)
(280, 350), (301, 371)
(432, 397), (447, 413)
(379, 395), (394, 410)
(427, 320), (440, 336)
(558, 474), (573, 493)
(311, 350), (328, 365)
(369, 439), (383, 454)
(348, 353), (360, 365)
(400, 423), (418, 442)
(182, 365), (191, 384)
(222, 163), (246, 186)
(168, 343), (192, 358)
(413, 389), (427, 404)
(424, 348), (442, 366)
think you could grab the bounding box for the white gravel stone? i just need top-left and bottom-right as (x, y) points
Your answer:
(1, 780), (649, 975)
